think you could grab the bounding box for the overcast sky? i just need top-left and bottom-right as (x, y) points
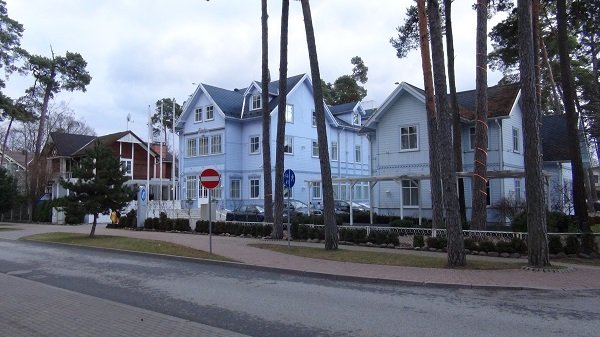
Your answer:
(3, 0), (507, 139)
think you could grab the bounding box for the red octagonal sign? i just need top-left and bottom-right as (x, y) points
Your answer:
(200, 168), (220, 189)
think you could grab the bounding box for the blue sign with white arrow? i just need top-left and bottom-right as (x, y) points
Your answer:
(283, 169), (295, 188)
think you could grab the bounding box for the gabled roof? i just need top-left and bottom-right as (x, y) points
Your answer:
(364, 82), (521, 128)
(542, 114), (571, 162)
(328, 101), (359, 115)
(48, 132), (96, 157)
(0, 149), (28, 169)
(455, 83), (521, 120)
(184, 74), (307, 122)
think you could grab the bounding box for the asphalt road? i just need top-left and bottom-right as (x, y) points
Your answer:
(1, 239), (599, 337)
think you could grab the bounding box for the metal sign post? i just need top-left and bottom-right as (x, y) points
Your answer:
(200, 168), (220, 255)
(283, 169), (295, 248)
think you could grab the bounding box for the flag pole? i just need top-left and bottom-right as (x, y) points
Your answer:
(159, 102), (164, 210)
(146, 105), (151, 221)
(172, 98), (176, 214)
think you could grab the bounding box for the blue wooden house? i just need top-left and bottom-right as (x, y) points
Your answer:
(175, 74), (370, 212)
(362, 82), (524, 222)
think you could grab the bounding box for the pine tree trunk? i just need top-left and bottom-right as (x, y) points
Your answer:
(518, 0), (549, 267)
(417, 0), (443, 228)
(273, 0), (290, 240)
(472, 0), (488, 230)
(444, 0), (467, 225)
(556, 0), (590, 232)
(301, 0), (338, 250)
(90, 214), (97, 237)
(261, 0), (274, 224)
(427, 0), (465, 267)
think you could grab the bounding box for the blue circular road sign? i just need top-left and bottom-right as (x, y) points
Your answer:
(283, 169), (295, 188)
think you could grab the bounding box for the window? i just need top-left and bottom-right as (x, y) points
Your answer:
(284, 186), (293, 198)
(199, 185), (209, 199)
(230, 179), (241, 199)
(199, 135), (209, 155)
(400, 125), (418, 150)
(352, 112), (360, 126)
(250, 178), (260, 199)
(250, 136), (260, 154)
(402, 180), (419, 206)
(211, 185), (222, 200)
(120, 159), (132, 177)
(186, 176), (197, 200)
(194, 108), (202, 122)
(486, 181), (491, 206)
(512, 127), (520, 152)
(251, 94), (262, 110)
(211, 134), (222, 154)
(186, 138), (197, 157)
(312, 110), (316, 127)
(514, 179), (521, 201)
(311, 182), (321, 199)
(312, 140), (319, 158)
(331, 141), (338, 161)
(284, 135), (294, 154)
(469, 126), (489, 150)
(286, 104), (294, 123)
(206, 105), (214, 120)
(355, 145), (361, 163)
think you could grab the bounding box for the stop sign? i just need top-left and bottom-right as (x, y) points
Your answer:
(200, 168), (220, 189)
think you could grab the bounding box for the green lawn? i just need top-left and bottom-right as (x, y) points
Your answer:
(0, 227), (20, 232)
(591, 224), (600, 233)
(250, 243), (525, 270)
(23, 232), (233, 261)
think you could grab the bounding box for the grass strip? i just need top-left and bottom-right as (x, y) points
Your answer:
(0, 227), (21, 232)
(23, 232), (233, 262)
(250, 243), (525, 270)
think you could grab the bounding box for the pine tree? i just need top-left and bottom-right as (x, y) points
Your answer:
(60, 141), (134, 237)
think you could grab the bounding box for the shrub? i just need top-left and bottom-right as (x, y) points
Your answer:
(581, 233), (597, 254)
(478, 240), (496, 253)
(548, 235), (563, 254)
(195, 220), (208, 233)
(426, 236), (446, 249)
(510, 237), (527, 254)
(495, 240), (514, 254)
(413, 235), (425, 247)
(387, 232), (400, 246)
(144, 217), (156, 230)
(389, 218), (416, 228)
(547, 212), (572, 233)
(564, 235), (580, 255)
(463, 238), (478, 251)
(511, 212), (527, 232)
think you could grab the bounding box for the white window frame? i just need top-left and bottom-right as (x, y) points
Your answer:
(186, 176), (198, 200)
(250, 178), (260, 199)
(284, 135), (294, 154)
(514, 179), (521, 201)
(331, 141), (338, 161)
(230, 179), (241, 199)
(205, 105), (214, 121)
(211, 134), (222, 154)
(199, 135), (209, 156)
(312, 110), (316, 127)
(311, 182), (322, 199)
(120, 159), (132, 177)
(286, 104), (294, 123)
(402, 179), (419, 207)
(512, 127), (520, 153)
(355, 145), (361, 163)
(194, 108), (202, 123)
(186, 138), (197, 157)
(469, 126), (489, 150)
(251, 94), (262, 110)
(249, 135), (260, 154)
(400, 125), (418, 151)
(312, 140), (319, 158)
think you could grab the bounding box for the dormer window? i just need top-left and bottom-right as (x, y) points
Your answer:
(251, 94), (262, 110)
(352, 112), (361, 126)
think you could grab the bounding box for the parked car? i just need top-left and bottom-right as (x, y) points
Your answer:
(333, 200), (368, 213)
(276, 199), (323, 217)
(226, 205), (265, 222)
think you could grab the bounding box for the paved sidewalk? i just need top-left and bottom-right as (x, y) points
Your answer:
(2, 222), (600, 290)
(0, 273), (248, 337)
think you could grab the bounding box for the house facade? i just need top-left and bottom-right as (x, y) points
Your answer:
(175, 74), (370, 212)
(362, 82), (525, 223)
(45, 131), (174, 203)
